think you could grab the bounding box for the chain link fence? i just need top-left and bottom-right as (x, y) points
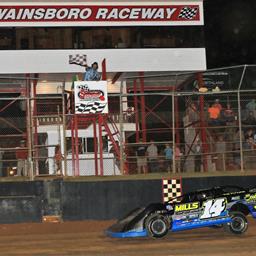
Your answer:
(0, 76), (30, 177)
(121, 65), (256, 175)
(0, 65), (256, 178)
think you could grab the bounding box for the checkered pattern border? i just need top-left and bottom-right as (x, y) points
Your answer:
(75, 102), (107, 114)
(69, 54), (87, 66)
(162, 178), (182, 203)
(178, 7), (198, 20)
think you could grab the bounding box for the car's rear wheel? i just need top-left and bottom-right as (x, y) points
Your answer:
(145, 213), (170, 238)
(224, 211), (248, 235)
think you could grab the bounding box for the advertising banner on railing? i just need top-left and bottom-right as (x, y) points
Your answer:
(0, 1), (204, 26)
(74, 81), (108, 114)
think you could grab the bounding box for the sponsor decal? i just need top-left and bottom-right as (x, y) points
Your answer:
(245, 193), (256, 203)
(175, 202), (199, 212)
(200, 198), (227, 219)
(231, 196), (241, 201)
(0, 4), (202, 26)
(74, 81), (108, 114)
(77, 84), (105, 102)
(223, 191), (245, 196)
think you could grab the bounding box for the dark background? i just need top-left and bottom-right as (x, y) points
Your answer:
(204, 0), (256, 68)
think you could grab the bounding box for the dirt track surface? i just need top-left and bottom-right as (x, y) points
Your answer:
(0, 219), (256, 256)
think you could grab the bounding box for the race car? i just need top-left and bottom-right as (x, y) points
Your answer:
(106, 185), (256, 238)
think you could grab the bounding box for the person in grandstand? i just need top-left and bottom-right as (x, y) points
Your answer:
(215, 136), (226, 171)
(54, 145), (63, 175)
(246, 99), (256, 117)
(243, 137), (255, 170)
(243, 111), (256, 128)
(38, 145), (48, 175)
(208, 102), (221, 126)
(174, 145), (182, 173)
(187, 102), (198, 123)
(164, 144), (173, 172)
(136, 139), (147, 174)
(83, 62), (101, 81)
(212, 99), (223, 111)
(194, 140), (202, 172)
(110, 141), (120, 170)
(146, 140), (158, 173)
(223, 103), (235, 123)
(15, 140), (28, 176)
(244, 128), (254, 141)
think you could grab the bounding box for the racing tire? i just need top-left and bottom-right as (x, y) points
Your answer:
(224, 211), (248, 235)
(145, 213), (170, 238)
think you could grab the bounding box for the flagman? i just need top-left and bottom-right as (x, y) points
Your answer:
(84, 62), (101, 81)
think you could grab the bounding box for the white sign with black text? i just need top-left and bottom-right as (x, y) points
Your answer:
(74, 81), (108, 114)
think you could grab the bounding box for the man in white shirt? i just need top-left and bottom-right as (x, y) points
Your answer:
(146, 140), (158, 173)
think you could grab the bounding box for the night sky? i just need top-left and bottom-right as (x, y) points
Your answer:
(204, 0), (256, 68)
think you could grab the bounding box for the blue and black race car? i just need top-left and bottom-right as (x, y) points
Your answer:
(107, 185), (256, 238)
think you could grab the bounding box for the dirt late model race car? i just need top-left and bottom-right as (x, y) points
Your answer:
(107, 185), (256, 238)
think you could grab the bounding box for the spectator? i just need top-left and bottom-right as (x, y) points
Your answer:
(54, 145), (63, 175)
(110, 140), (120, 170)
(38, 144), (48, 175)
(208, 103), (221, 125)
(243, 111), (256, 127)
(246, 99), (256, 117)
(187, 103), (198, 123)
(215, 136), (226, 171)
(136, 139), (147, 174)
(16, 140), (28, 176)
(175, 145), (181, 173)
(164, 144), (173, 172)
(213, 99), (223, 111)
(83, 62), (101, 81)
(233, 144), (241, 169)
(248, 137), (256, 149)
(158, 148), (166, 172)
(194, 140), (201, 172)
(244, 129), (254, 141)
(180, 147), (186, 172)
(243, 138), (255, 170)
(146, 140), (158, 173)
(234, 128), (244, 149)
(223, 103), (235, 123)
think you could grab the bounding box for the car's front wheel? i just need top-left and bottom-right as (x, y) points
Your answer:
(224, 211), (248, 235)
(145, 213), (170, 238)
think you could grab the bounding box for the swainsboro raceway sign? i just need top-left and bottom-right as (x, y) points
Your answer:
(74, 81), (108, 114)
(0, 2), (204, 26)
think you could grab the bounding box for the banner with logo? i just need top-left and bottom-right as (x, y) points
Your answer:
(74, 81), (108, 114)
(0, 2), (204, 26)
(192, 71), (229, 91)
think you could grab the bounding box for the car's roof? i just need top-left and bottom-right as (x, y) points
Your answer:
(167, 185), (247, 203)
(193, 185), (246, 193)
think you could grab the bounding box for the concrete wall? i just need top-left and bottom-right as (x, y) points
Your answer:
(61, 180), (162, 220)
(0, 176), (255, 223)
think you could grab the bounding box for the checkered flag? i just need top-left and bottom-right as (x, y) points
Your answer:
(178, 7), (198, 20)
(69, 54), (87, 66)
(162, 178), (182, 203)
(76, 102), (107, 114)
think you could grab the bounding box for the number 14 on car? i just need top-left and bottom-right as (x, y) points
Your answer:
(201, 198), (227, 219)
